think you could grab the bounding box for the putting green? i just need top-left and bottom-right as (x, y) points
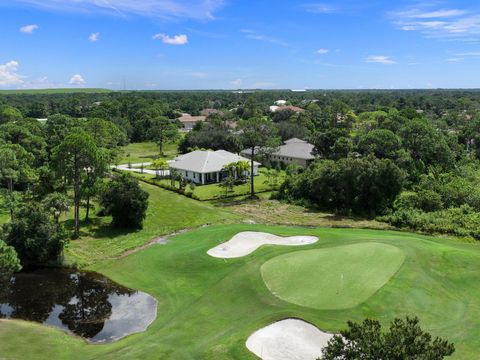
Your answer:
(261, 242), (405, 310)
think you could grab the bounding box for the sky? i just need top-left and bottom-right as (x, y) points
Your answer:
(1, 0), (480, 90)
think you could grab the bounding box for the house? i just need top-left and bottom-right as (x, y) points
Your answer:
(274, 100), (287, 106)
(169, 150), (260, 184)
(270, 138), (315, 166)
(200, 108), (222, 117)
(269, 105), (305, 113)
(177, 113), (206, 131)
(241, 138), (315, 167)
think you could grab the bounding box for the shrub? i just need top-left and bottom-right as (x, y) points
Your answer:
(280, 156), (405, 215)
(101, 173), (149, 229)
(0, 240), (21, 279)
(1, 203), (67, 268)
(321, 316), (454, 360)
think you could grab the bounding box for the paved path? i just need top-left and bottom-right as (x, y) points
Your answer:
(113, 162), (170, 176)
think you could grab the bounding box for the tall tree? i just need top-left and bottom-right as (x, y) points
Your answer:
(52, 131), (105, 236)
(148, 117), (179, 156)
(239, 117), (280, 197)
(0, 144), (35, 220)
(83, 118), (128, 163)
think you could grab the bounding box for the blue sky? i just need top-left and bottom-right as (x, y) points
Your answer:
(1, 0), (480, 89)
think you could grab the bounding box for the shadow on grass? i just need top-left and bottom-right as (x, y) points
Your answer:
(62, 217), (140, 239)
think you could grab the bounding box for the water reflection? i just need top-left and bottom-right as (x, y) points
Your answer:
(0, 269), (157, 343)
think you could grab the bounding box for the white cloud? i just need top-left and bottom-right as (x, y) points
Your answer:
(317, 48), (329, 54)
(446, 57), (463, 62)
(230, 79), (242, 87)
(89, 32), (100, 42)
(20, 24), (39, 34)
(457, 52), (480, 56)
(399, 9), (467, 19)
(392, 5), (480, 41)
(366, 55), (396, 64)
(0, 60), (24, 86)
(69, 74), (86, 85)
(241, 30), (290, 47)
(15, 0), (223, 21)
(302, 3), (336, 14)
(152, 33), (188, 45)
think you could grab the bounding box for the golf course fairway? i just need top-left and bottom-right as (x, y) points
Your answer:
(1, 224), (479, 359)
(261, 243), (405, 309)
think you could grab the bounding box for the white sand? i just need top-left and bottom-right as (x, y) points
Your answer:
(207, 231), (318, 258)
(246, 319), (334, 360)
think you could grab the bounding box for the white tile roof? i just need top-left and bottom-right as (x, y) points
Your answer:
(170, 150), (260, 173)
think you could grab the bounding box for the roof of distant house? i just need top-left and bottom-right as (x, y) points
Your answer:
(170, 150), (260, 174)
(284, 138), (306, 144)
(200, 108), (222, 117)
(241, 138), (315, 161)
(275, 138), (315, 160)
(278, 105), (305, 113)
(177, 113), (206, 123)
(269, 105), (305, 113)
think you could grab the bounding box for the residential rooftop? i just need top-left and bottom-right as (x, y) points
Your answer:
(170, 150), (259, 174)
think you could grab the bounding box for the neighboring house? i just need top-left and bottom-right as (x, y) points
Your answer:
(274, 100), (287, 106)
(177, 113), (206, 131)
(270, 138), (315, 166)
(200, 108), (221, 117)
(269, 105), (305, 113)
(241, 138), (315, 167)
(170, 150), (260, 184)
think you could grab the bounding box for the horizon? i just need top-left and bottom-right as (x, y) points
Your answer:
(1, 0), (480, 90)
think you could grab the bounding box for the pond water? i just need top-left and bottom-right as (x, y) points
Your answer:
(0, 269), (157, 343)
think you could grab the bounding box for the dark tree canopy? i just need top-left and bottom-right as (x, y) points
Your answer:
(100, 173), (149, 229)
(321, 317), (455, 360)
(1, 203), (67, 268)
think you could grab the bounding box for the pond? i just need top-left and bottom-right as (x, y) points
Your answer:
(0, 268), (157, 343)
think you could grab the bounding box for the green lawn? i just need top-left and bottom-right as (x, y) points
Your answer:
(261, 243), (405, 310)
(0, 194), (10, 225)
(133, 169), (283, 201)
(194, 170), (284, 200)
(64, 182), (240, 267)
(117, 141), (181, 164)
(1, 225), (480, 359)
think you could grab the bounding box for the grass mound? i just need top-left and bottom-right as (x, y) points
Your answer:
(261, 243), (405, 310)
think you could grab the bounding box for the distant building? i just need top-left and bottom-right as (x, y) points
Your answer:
(274, 100), (287, 106)
(269, 105), (305, 113)
(170, 150), (260, 184)
(241, 138), (315, 167)
(177, 113), (206, 131)
(200, 108), (222, 117)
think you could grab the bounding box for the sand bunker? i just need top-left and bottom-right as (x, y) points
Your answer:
(207, 232), (318, 258)
(246, 318), (334, 360)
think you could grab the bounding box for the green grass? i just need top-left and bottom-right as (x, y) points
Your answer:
(0, 194), (10, 225)
(193, 171), (284, 200)
(261, 243), (405, 310)
(117, 141), (180, 164)
(0, 88), (112, 94)
(1, 225), (480, 359)
(64, 182), (240, 266)
(133, 170), (283, 201)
